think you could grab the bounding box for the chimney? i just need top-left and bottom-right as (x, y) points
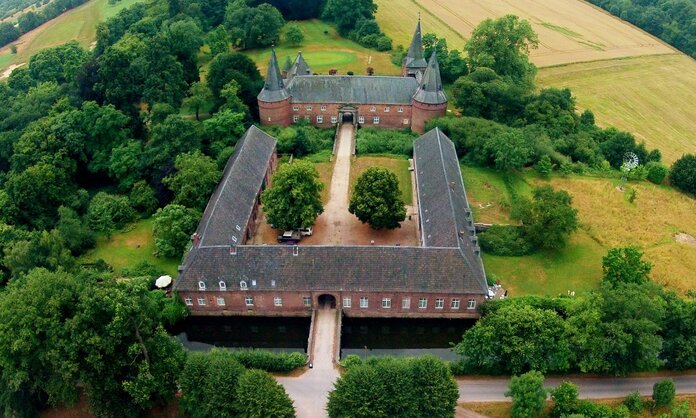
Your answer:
(230, 245), (237, 255)
(191, 232), (201, 247)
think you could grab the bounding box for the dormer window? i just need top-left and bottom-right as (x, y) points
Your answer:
(251, 280), (257, 287)
(271, 279), (276, 288)
(219, 281), (227, 291)
(240, 280), (248, 290)
(198, 281), (206, 291)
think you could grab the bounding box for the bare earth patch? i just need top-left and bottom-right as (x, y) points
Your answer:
(675, 233), (696, 250)
(0, 63), (25, 79)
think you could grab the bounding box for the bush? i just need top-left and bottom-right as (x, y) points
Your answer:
(235, 369), (295, 418)
(478, 225), (533, 256)
(550, 381), (579, 417)
(653, 379), (676, 408)
(86, 192), (136, 233)
(355, 128), (416, 155)
(624, 391), (644, 413)
(340, 354), (363, 369)
(229, 350), (306, 373)
(506, 371), (547, 418)
(646, 162), (669, 184)
(267, 121), (333, 156)
(670, 154), (696, 194)
(129, 181), (158, 216)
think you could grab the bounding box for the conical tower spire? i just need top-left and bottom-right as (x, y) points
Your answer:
(404, 18), (427, 71)
(412, 51), (447, 105)
(288, 51), (311, 80)
(257, 49), (289, 102)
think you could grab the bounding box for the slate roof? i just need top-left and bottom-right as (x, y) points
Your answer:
(258, 49), (289, 102)
(177, 245), (482, 294)
(412, 52), (448, 105)
(404, 19), (427, 70)
(286, 76), (419, 104)
(195, 126), (276, 247)
(287, 52), (311, 79)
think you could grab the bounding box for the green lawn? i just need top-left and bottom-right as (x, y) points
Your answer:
(243, 20), (400, 76)
(351, 155), (413, 204)
(81, 217), (180, 277)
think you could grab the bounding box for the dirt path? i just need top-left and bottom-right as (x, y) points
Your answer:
(0, 63), (24, 79)
(277, 308), (340, 418)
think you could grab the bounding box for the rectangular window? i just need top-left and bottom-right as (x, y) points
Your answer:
(373, 116), (380, 125)
(384, 106), (390, 112)
(305, 105), (312, 111)
(435, 298), (444, 309)
(197, 297), (206, 306)
(358, 116), (365, 124)
(245, 296), (254, 306)
(216, 296), (226, 306)
(321, 105), (327, 111)
(382, 298), (391, 308)
(184, 297), (193, 306)
(293, 115), (299, 123)
(403, 119), (409, 125)
(418, 298), (427, 309)
(303, 297), (311, 307)
(370, 106), (376, 112)
(331, 116), (338, 124)
(317, 115), (323, 123)
(360, 297), (368, 308)
(398, 106), (404, 113)
(343, 297), (351, 308)
(402, 297), (411, 309)
(292, 105), (299, 111)
(467, 299), (477, 310)
(274, 296), (283, 306)
(451, 299), (460, 310)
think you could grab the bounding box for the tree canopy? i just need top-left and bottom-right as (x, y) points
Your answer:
(349, 167), (406, 229)
(512, 186), (578, 250)
(262, 161), (324, 231)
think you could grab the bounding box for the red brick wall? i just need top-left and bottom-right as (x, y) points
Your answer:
(289, 102), (414, 130)
(179, 289), (483, 319)
(259, 97), (292, 127)
(411, 101), (447, 133)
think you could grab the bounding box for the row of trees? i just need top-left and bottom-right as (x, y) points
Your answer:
(0, 0), (90, 47)
(321, 0), (392, 50)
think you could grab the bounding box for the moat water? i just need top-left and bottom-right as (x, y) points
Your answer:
(174, 315), (475, 360)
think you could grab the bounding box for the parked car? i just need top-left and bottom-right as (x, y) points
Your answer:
(278, 230), (301, 244)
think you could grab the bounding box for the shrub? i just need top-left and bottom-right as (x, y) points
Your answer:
(229, 350), (306, 373)
(670, 154), (696, 195)
(653, 379), (676, 408)
(506, 371), (547, 418)
(356, 128), (416, 156)
(478, 225), (533, 256)
(129, 181), (158, 216)
(624, 391), (644, 413)
(646, 162), (669, 184)
(550, 381), (579, 417)
(86, 192), (136, 233)
(235, 369), (295, 418)
(340, 354), (363, 369)
(627, 164), (648, 181)
(535, 155), (553, 177)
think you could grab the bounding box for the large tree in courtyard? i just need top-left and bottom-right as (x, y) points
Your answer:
(349, 167), (406, 229)
(262, 160), (324, 231)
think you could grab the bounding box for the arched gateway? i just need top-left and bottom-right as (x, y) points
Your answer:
(317, 294), (337, 309)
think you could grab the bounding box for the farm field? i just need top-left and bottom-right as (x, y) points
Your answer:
(244, 20), (400, 76)
(375, 0), (674, 67)
(0, 0), (146, 74)
(538, 54), (696, 164)
(462, 166), (696, 296)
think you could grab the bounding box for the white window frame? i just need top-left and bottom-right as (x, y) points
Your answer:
(382, 298), (391, 308)
(245, 296), (254, 306)
(216, 296), (226, 306)
(467, 299), (477, 310)
(321, 105), (327, 111)
(274, 296), (283, 307)
(435, 298), (444, 309)
(198, 281), (206, 291)
(305, 105), (313, 111)
(292, 105), (299, 111)
(370, 106), (376, 112)
(451, 299), (460, 310)
(343, 297), (351, 308)
(373, 116), (379, 125)
(184, 297), (193, 306)
(360, 297), (368, 308)
(303, 297), (311, 307)
(219, 281), (226, 291)
(384, 106), (390, 112)
(358, 116), (365, 124)
(398, 106), (404, 113)
(418, 298), (427, 309)
(293, 115), (299, 123)
(317, 115), (323, 124)
(402, 297), (411, 309)
(331, 116), (338, 124)
(197, 297), (206, 306)
(403, 118), (409, 125)
(240, 280), (248, 290)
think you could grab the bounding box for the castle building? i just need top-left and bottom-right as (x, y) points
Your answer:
(257, 20), (448, 133)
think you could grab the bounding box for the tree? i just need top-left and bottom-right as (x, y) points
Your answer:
(206, 52), (263, 113)
(207, 25), (230, 56)
(129, 181), (159, 216)
(144, 115), (201, 171)
(163, 151), (222, 211)
(486, 130), (533, 171)
(409, 356), (459, 418)
(109, 140), (144, 190)
(601, 246), (652, 287)
(348, 167), (406, 229)
(505, 371), (547, 418)
(535, 155), (554, 177)
(28, 41), (89, 84)
(262, 161), (324, 231)
(645, 161), (669, 184)
(465, 15), (539, 86)
(451, 68), (529, 125)
(653, 379), (676, 408)
(235, 369), (295, 418)
(153, 204), (200, 257)
(670, 154), (696, 195)
(285, 23), (304, 46)
(86, 192), (137, 234)
(550, 382), (579, 417)
(55, 206), (95, 255)
(0, 22), (20, 47)
(322, 0), (377, 35)
(512, 186), (578, 250)
(624, 391), (644, 413)
(660, 292), (696, 371)
(3, 230), (75, 279)
(225, 3), (285, 49)
(202, 109), (247, 156)
(184, 81), (212, 121)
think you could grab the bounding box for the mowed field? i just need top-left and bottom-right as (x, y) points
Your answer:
(0, 0), (147, 74)
(538, 54), (696, 164)
(375, 0), (674, 67)
(462, 166), (696, 296)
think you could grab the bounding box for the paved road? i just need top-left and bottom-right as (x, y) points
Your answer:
(459, 375), (696, 402)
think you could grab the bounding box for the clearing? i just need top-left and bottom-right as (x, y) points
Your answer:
(81, 217), (180, 277)
(537, 54), (696, 164)
(244, 20), (400, 76)
(375, 0), (674, 67)
(0, 0), (146, 74)
(462, 166), (696, 296)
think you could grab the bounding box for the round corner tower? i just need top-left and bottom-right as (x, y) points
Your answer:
(258, 49), (292, 127)
(410, 51), (448, 133)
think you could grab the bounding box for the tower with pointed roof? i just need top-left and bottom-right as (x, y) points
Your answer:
(402, 17), (428, 79)
(258, 49), (293, 126)
(287, 51), (312, 80)
(411, 52), (448, 133)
